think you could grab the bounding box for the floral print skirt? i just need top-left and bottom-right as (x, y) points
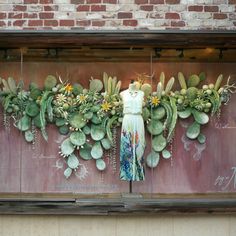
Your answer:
(120, 114), (145, 181)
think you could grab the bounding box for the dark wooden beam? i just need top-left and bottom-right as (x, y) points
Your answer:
(1, 197), (236, 215)
(0, 30), (236, 49)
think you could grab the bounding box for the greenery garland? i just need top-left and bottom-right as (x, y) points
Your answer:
(0, 72), (235, 178)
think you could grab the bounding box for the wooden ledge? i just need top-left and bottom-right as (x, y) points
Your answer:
(0, 30), (236, 49)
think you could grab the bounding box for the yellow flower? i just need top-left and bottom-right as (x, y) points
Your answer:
(151, 96), (160, 106)
(77, 94), (87, 103)
(101, 101), (112, 112)
(64, 83), (73, 93)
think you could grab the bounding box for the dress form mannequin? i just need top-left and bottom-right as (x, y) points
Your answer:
(119, 82), (146, 181)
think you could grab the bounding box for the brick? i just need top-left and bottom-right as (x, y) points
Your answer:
(77, 5), (90, 11)
(71, 0), (84, 3)
(44, 19), (58, 26)
(0, 13), (6, 19)
(39, 12), (54, 19)
(24, 0), (38, 3)
(149, 12), (164, 18)
(150, 0), (164, 3)
(44, 5), (59, 11)
(76, 20), (91, 26)
(140, 5), (153, 11)
(135, 0), (148, 4)
(165, 0), (180, 4)
(171, 20), (185, 27)
(28, 19), (43, 26)
(0, 21), (6, 27)
(123, 19), (138, 26)
(60, 19), (75, 26)
(24, 12), (38, 18)
(229, 0), (236, 3)
(40, 0), (53, 3)
(27, 4), (43, 11)
(92, 20), (105, 26)
(103, 0), (117, 3)
(165, 12), (180, 19)
(13, 5), (27, 11)
(204, 6), (218, 12)
(13, 20), (26, 26)
(87, 0), (101, 3)
(213, 13), (227, 19)
(188, 5), (203, 12)
(91, 5), (106, 11)
(8, 13), (23, 18)
(118, 12), (132, 19)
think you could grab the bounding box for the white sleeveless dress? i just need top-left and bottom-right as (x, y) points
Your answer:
(119, 89), (145, 181)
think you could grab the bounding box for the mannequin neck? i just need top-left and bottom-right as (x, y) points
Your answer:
(128, 83), (137, 92)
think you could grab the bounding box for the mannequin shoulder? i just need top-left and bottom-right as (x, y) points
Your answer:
(120, 89), (127, 97)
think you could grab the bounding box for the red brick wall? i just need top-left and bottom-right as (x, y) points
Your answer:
(0, 0), (235, 30)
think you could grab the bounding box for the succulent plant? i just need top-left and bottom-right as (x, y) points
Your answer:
(89, 78), (103, 92)
(44, 75), (57, 90)
(69, 112), (86, 129)
(70, 131), (86, 146)
(17, 115), (31, 131)
(60, 138), (75, 156)
(162, 149), (171, 159)
(197, 133), (206, 144)
(152, 134), (167, 152)
(25, 102), (40, 117)
(91, 141), (103, 159)
(151, 106), (166, 120)
(147, 120), (164, 135)
(146, 150), (160, 168)
(186, 122), (200, 140)
(141, 83), (152, 97)
(79, 143), (92, 160)
(67, 154), (79, 169)
(187, 74), (200, 88)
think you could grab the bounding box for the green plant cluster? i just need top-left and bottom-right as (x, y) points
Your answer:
(0, 72), (235, 178)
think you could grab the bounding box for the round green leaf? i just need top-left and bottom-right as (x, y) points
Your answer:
(25, 102), (39, 117)
(146, 150), (160, 168)
(69, 112), (86, 129)
(91, 124), (105, 141)
(96, 159), (106, 171)
(152, 134), (167, 152)
(64, 167), (72, 179)
(84, 111), (93, 120)
(197, 133), (206, 144)
(147, 120), (164, 135)
(192, 109), (209, 125)
(101, 138), (112, 150)
(162, 149), (171, 159)
(61, 138), (75, 156)
(83, 125), (91, 135)
(151, 106), (166, 120)
(56, 118), (66, 127)
(70, 131), (86, 146)
(17, 115), (31, 131)
(67, 154), (79, 169)
(79, 143), (92, 160)
(59, 125), (69, 135)
(186, 121), (200, 140)
(178, 107), (191, 119)
(24, 130), (34, 142)
(91, 142), (103, 159)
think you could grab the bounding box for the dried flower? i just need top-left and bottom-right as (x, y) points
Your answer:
(101, 101), (112, 112)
